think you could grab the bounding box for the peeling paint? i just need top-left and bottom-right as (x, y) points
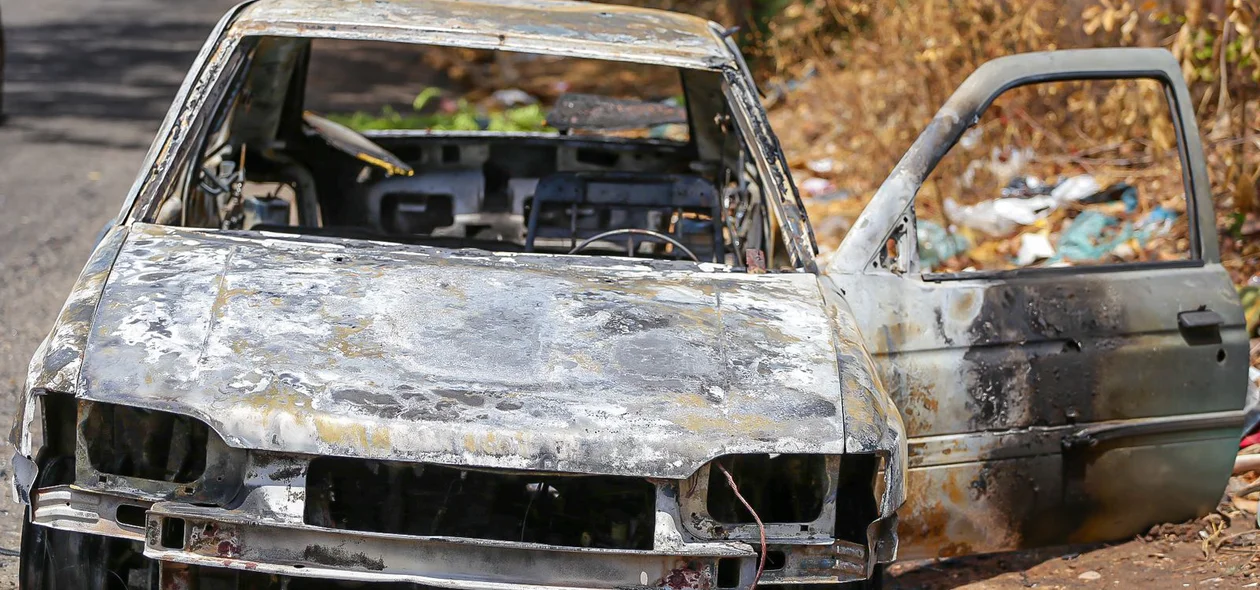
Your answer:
(80, 224), (857, 479)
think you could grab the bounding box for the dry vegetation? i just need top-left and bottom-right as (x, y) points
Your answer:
(620, 0), (1260, 284)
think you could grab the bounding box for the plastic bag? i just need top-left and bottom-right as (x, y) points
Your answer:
(917, 219), (969, 270)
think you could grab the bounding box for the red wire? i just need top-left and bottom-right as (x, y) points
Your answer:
(716, 462), (766, 588)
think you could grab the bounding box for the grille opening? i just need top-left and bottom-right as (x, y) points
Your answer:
(707, 454), (827, 524)
(304, 457), (657, 549)
(716, 557), (743, 588)
(759, 550), (787, 571)
(115, 504), (147, 528)
(82, 403), (208, 483)
(834, 454), (880, 544)
(42, 392), (79, 459)
(160, 517), (186, 550)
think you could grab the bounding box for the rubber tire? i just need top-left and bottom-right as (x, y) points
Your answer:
(18, 454), (127, 590)
(19, 515), (125, 590)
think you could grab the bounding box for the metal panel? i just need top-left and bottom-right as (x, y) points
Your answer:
(824, 47), (1246, 558)
(144, 503), (755, 590)
(233, 0), (732, 70)
(80, 223), (852, 479)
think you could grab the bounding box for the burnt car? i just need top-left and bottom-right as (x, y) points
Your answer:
(9, 0), (1247, 588)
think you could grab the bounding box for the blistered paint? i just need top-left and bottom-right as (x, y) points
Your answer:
(10, 226), (130, 502)
(232, 0), (731, 71)
(75, 223), (855, 480)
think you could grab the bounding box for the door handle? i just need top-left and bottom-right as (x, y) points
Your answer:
(1178, 309), (1223, 345)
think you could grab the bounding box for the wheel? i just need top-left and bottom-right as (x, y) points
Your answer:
(19, 455), (151, 589)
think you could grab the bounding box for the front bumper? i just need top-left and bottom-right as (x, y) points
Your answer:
(32, 482), (887, 590)
(147, 504), (758, 590)
(22, 399), (901, 589)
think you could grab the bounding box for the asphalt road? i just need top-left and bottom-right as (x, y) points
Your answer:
(0, 0), (240, 583)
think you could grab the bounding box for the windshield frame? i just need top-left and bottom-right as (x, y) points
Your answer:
(122, 19), (817, 272)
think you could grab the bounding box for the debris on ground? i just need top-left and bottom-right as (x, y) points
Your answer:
(889, 468), (1260, 589)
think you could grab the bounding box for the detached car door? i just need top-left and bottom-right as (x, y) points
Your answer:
(825, 49), (1247, 559)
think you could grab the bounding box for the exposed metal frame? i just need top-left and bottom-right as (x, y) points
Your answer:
(116, 0), (819, 270)
(829, 48), (1217, 276)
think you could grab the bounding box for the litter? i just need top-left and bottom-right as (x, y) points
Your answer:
(1137, 206), (1178, 235)
(944, 195), (1059, 237)
(799, 177), (835, 197)
(1056, 210), (1132, 262)
(1015, 232), (1055, 266)
(1243, 377), (1260, 447)
(917, 219), (969, 270)
(945, 174), (1102, 238)
(1050, 174), (1102, 202)
(1080, 182), (1138, 212)
(1001, 175), (1051, 198)
(806, 158), (836, 174)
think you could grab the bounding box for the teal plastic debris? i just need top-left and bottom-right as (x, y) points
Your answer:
(1056, 210), (1132, 262)
(1053, 207), (1180, 263)
(1121, 186), (1139, 212)
(1138, 206), (1177, 228)
(917, 219), (969, 270)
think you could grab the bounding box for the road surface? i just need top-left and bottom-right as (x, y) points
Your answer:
(0, 0), (239, 584)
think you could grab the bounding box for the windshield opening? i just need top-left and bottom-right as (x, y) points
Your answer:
(149, 35), (795, 271)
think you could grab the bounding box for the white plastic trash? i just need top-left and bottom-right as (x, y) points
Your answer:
(944, 196), (1058, 237)
(1050, 174), (1101, 202)
(1015, 233), (1055, 266)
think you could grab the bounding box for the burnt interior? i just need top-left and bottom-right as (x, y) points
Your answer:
(304, 457), (657, 549)
(161, 36), (789, 271)
(81, 403), (209, 483)
(706, 454), (828, 524)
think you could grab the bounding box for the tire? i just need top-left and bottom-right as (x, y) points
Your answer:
(18, 455), (148, 590)
(19, 515), (123, 589)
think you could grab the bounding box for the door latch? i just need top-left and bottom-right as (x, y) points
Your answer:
(1177, 308), (1223, 346)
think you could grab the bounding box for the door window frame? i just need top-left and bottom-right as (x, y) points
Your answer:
(827, 49), (1218, 280)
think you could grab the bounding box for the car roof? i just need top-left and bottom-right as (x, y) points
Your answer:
(232, 0), (733, 70)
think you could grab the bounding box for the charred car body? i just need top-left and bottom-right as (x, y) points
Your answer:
(9, 0), (1247, 589)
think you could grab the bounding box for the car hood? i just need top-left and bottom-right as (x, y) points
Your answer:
(80, 224), (854, 478)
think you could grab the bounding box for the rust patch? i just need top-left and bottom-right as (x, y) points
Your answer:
(658, 562), (713, 590)
(188, 522), (241, 559)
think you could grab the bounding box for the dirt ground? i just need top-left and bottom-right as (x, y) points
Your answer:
(0, 0), (1254, 589)
(887, 509), (1260, 588)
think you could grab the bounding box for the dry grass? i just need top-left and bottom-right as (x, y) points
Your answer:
(610, 0), (1260, 283)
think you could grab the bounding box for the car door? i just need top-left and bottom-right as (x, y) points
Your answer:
(823, 48), (1248, 560)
